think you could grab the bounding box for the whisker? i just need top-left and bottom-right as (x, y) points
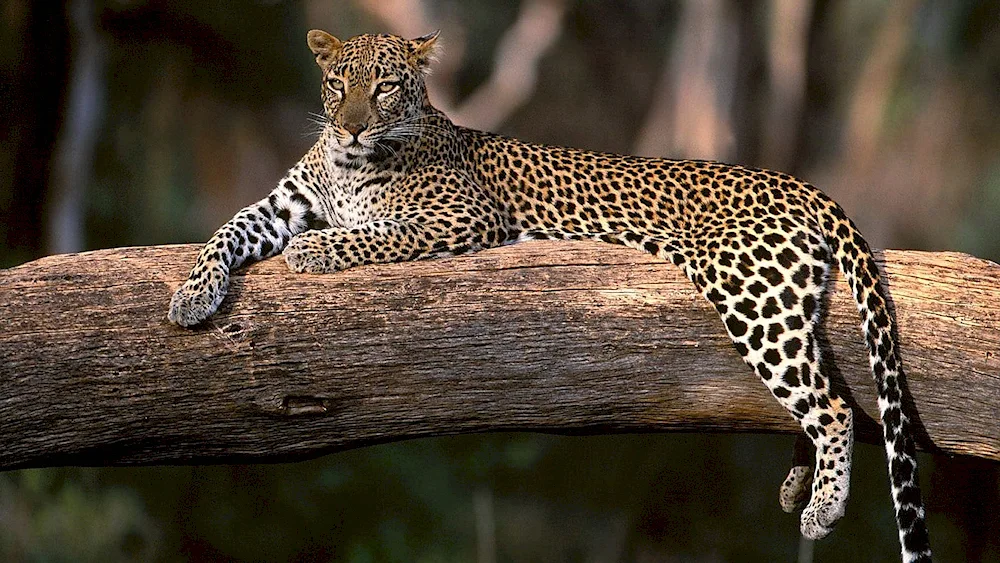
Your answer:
(308, 111), (331, 124)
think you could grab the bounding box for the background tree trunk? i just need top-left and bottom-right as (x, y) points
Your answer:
(1, 241), (998, 471)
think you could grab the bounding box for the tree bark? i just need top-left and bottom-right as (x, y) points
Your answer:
(1, 241), (998, 471)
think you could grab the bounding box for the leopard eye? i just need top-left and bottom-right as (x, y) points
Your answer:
(326, 76), (344, 93)
(376, 81), (400, 97)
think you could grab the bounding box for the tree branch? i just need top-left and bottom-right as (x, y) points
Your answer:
(1, 242), (997, 470)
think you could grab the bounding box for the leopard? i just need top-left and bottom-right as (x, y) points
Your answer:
(168, 30), (931, 562)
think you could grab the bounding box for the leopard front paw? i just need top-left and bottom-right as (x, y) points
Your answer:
(168, 279), (227, 327)
(283, 231), (338, 273)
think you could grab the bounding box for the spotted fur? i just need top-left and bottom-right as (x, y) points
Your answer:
(168, 31), (931, 561)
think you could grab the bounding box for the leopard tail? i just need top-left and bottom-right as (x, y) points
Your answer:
(815, 194), (931, 563)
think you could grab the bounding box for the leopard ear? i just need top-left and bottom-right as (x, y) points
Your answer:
(307, 29), (342, 71)
(406, 30), (440, 73)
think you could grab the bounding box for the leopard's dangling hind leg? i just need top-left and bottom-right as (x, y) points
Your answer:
(688, 228), (855, 539)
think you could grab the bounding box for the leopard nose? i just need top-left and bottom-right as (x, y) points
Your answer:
(344, 123), (367, 136)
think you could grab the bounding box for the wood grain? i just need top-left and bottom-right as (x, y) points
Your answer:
(1, 241), (997, 470)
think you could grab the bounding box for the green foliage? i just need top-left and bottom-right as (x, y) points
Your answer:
(0, 469), (159, 562)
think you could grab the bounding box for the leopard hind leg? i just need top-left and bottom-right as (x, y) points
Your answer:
(618, 228), (855, 538)
(698, 233), (855, 539)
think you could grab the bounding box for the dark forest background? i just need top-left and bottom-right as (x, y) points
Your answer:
(2, 0), (999, 561)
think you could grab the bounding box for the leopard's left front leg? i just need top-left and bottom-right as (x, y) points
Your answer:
(168, 159), (327, 326)
(285, 168), (506, 273)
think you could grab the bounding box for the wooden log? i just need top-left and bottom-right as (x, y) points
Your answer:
(0, 241), (997, 470)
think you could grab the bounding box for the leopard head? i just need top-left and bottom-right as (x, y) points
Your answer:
(307, 30), (439, 158)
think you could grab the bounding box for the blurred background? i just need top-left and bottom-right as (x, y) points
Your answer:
(2, 0), (999, 561)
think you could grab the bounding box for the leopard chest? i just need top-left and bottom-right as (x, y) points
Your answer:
(320, 165), (405, 228)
